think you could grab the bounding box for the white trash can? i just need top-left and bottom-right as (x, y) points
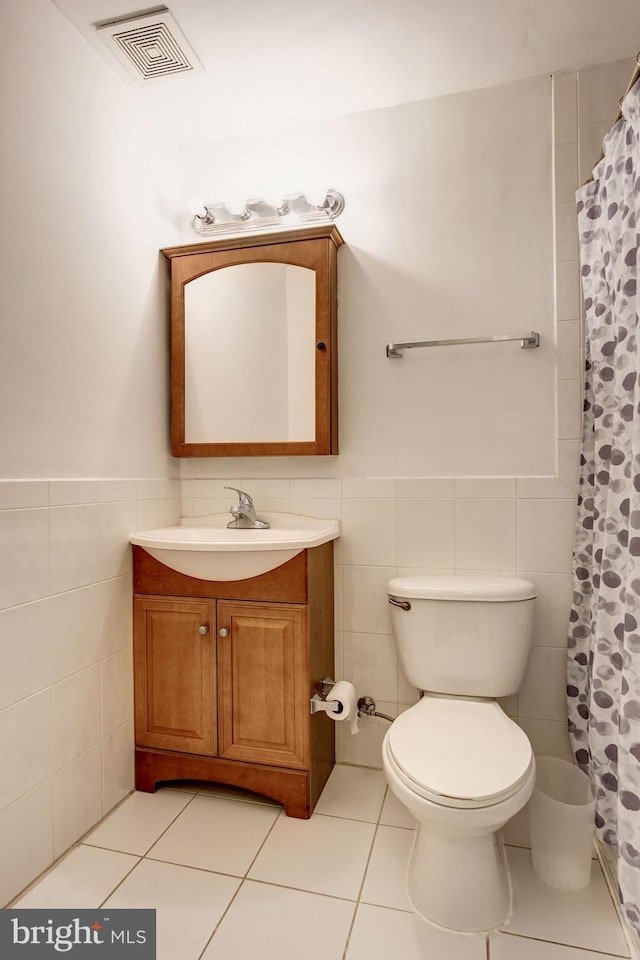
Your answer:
(529, 756), (596, 891)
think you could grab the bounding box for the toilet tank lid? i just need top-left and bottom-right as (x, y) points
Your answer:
(387, 576), (536, 602)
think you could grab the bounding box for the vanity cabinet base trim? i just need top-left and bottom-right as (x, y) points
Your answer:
(135, 747), (317, 819)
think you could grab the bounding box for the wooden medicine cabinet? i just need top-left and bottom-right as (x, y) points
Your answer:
(163, 224), (343, 457)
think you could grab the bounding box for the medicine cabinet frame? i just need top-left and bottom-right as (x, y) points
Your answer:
(162, 223), (343, 457)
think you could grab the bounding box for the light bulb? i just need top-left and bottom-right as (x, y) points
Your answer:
(264, 196), (284, 214)
(226, 197), (248, 217)
(187, 196), (208, 218)
(306, 186), (328, 208)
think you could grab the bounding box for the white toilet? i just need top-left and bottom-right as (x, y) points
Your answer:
(382, 575), (537, 934)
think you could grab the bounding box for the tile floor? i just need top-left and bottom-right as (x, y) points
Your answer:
(8, 765), (632, 960)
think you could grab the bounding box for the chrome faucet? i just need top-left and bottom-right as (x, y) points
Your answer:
(225, 487), (270, 529)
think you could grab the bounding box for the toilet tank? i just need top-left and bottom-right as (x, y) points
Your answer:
(387, 576), (536, 698)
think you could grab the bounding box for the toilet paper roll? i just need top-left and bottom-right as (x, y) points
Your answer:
(327, 680), (359, 734)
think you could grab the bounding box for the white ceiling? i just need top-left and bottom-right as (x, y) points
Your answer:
(52, 0), (640, 144)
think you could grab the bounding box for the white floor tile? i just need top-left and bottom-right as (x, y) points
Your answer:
(379, 787), (417, 828)
(15, 845), (139, 908)
(196, 782), (281, 806)
(504, 847), (629, 956)
(104, 857), (240, 960)
(147, 795), (280, 875)
(84, 789), (193, 855)
(360, 825), (413, 910)
(314, 765), (387, 822)
(7, 775), (633, 960)
(248, 813), (376, 900)
(202, 880), (355, 960)
(347, 903), (487, 960)
(491, 932), (627, 959)
(162, 781), (203, 794)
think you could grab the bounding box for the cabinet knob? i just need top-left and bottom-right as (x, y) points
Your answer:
(219, 627), (229, 638)
(198, 625), (208, 635)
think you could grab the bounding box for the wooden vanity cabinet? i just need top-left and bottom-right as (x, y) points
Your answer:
(132, 542), (335, 818)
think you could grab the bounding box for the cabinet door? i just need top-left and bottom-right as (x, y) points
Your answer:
(134, 598), (216, 755)
(217, 601), (309, 768)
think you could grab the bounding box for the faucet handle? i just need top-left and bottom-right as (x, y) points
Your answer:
(225, 487), (270, 530)
(224, 486), (254, 510)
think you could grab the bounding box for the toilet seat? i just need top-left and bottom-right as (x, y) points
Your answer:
(386, 696), (533, 809)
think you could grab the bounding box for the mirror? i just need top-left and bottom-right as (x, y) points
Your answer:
(163, 225), (343, 457)
(184, 263), (316, 443)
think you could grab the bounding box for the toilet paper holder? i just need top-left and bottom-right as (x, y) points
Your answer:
(310, 676), (344, 716)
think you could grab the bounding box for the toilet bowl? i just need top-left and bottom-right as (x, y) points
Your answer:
(383, 575), (536, 933)
(382, 694), (535, 932)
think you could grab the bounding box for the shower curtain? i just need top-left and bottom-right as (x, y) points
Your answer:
(568, 77), (640, 934)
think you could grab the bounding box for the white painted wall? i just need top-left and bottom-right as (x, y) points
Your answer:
(179, 76), (555, 478)
(0, 0), (182, 906)
(0, 0), (181, 479)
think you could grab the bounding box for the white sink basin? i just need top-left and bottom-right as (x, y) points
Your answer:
(129, 512), (340, 581)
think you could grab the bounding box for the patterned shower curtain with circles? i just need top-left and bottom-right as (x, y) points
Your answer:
(568, 78), (640, 934)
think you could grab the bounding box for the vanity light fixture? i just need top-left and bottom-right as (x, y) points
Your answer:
(187, 189), (345, 237)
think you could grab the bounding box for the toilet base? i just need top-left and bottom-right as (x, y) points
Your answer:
(407, 825), (511, 933)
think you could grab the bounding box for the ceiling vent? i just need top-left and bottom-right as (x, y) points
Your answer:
(94, 6), (202, 83)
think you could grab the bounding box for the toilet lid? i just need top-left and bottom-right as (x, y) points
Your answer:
(386, 697), (533, 808)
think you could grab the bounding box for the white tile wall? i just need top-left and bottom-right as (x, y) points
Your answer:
(0, 509), (50, 609)
(341, 500), (397, 566)
(455, 499), (516, 571)
(0, 478), (181, 905)
(518, 647), (569, 722)
(50, 504), (99, 594)
(555, 203), (580, 260)
(52, 744), (103, 859)
(0, 690), (52, 809)
(52, 666), (103, 772)
(0, 780), (53, 908)
(102, 719), (135, 814)
(397, 499), (455, 568)
(183, 469), (586, 767)
(516, 499), (577, 573)
(0, 600), (50, 710)
(50, 585), (100, 683)
(343, 633), (398, 703)
(556, 260), (581, 321)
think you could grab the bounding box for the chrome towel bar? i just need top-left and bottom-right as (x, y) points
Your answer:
(386, 330), (540, 358)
